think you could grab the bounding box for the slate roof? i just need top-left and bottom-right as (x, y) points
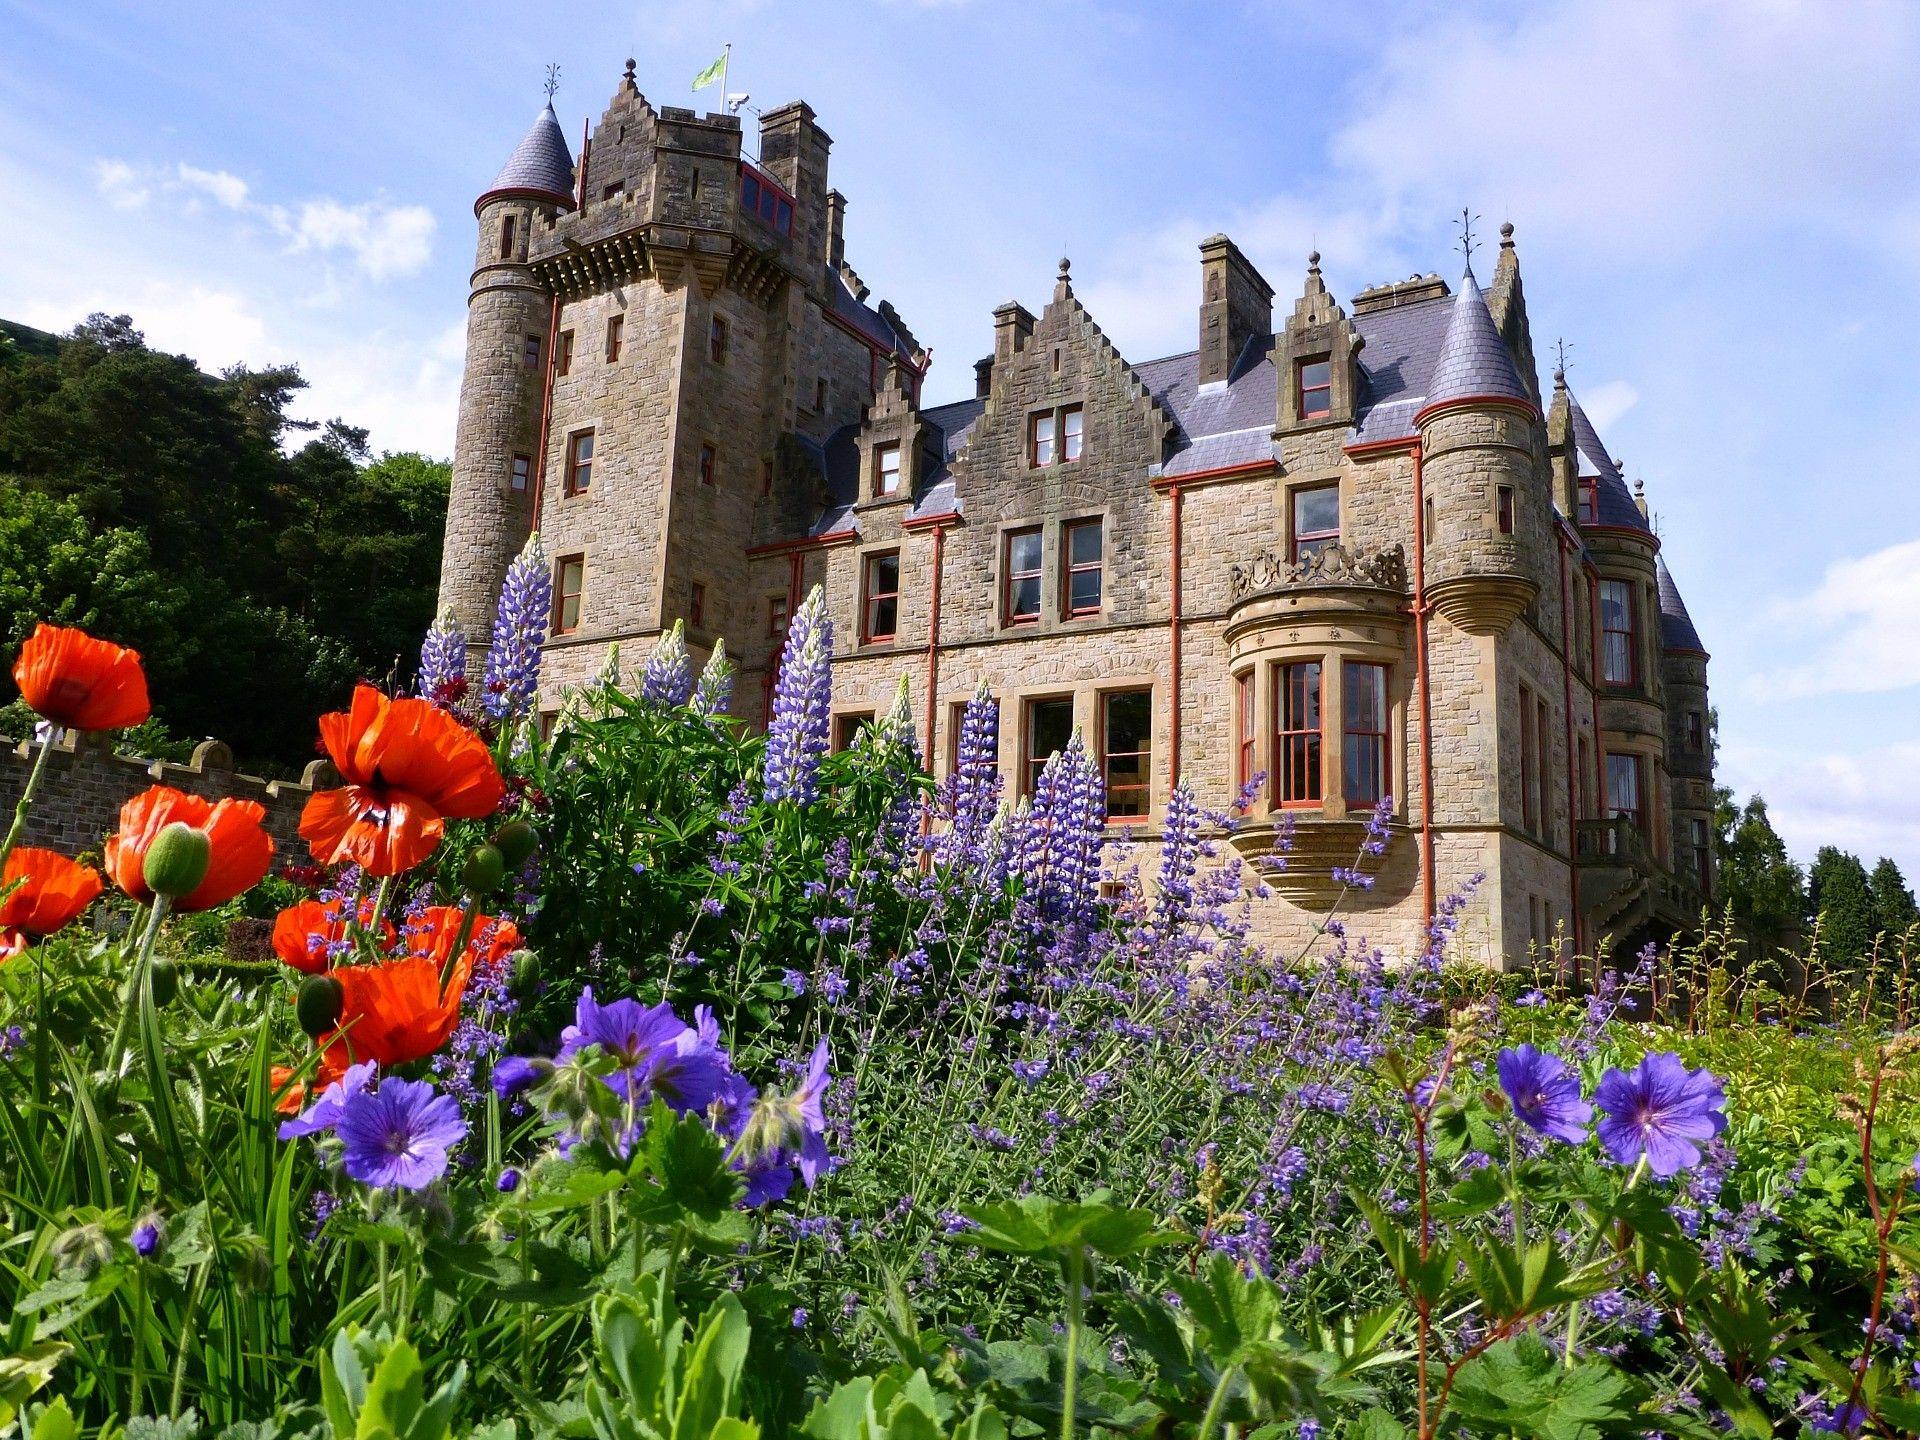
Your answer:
(1566, 389), (1653, 534)
(1657, 559), (1705, 654)
(480, 103), (576, 210)
(1423, 267), (1529, 410)
(831, 279), (919, 365)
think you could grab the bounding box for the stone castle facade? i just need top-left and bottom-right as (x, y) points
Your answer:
(438, 65), (1717, 967)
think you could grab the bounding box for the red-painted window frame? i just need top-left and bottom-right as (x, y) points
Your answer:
(737, 162), (794, 235)
(1600, 579), (1637, 686)
(767, 593), (789, 640)
(1062, 517), (1103, 617)
(564, 430), (594, 496)
(554, 554), (585, 635)
(833, 711), (874, 752)
(1099, 688), (1153, 823)
(556, 329), (574, 377)
(861, 549), (900, 643)
(1028, 410), (1057, 467)
(1235, 670), (1256, 792)
(1061, 405), (1084, 463)
(1342, 660), (1390, 806)
(1298, 356), (1332, 419)
(1022, 695), (1074, 798)
(1290, 484), (1340, 564)
(1273, 660), (1323, 807)
(605, 314), (623, 363)
(1003, 526), (1042, 626)
(1577, 477), (1598, 526)
(1606, 752), (1644, 833)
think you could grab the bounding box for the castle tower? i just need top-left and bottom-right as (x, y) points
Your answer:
(1658, 558), (1715, 899)
(1415, 265), (1541, 635)
(439, 101), (576, 651)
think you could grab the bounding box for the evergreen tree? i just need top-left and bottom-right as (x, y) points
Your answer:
(1712, 788), (1806, 957)
(1869, 857), (1919, 948)
(1808, 846), (1877, 967)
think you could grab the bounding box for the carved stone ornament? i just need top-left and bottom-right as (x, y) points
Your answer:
(1228, 543), (1408, 602)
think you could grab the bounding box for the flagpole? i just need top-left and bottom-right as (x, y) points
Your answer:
(721, 42), (731, 111)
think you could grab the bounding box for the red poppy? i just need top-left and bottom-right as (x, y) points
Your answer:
(299, 685), (505, 877)
(402, 905), (521, 976)
(10, 623), (150, 731)
(0, 846), (105, 956)
(105, 786), (274, 912)
(315, 951), (473, 1083)
(269, 1065), (309, 1116)
(271, 897), (397, 974)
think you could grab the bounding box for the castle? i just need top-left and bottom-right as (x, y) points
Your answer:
(438, 64), (1717, 966)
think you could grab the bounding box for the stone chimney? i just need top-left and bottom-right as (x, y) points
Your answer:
(825, 189), (847, 269)
(974, 355), (994, 398)
(992, 301), (1035, 369)
(1198, 234), (1273, 386)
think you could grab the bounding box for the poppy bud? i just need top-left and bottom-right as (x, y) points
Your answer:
(296, 974), (345, 1037)
(506, 949), (539, 1000)
(148, 958), (179, 1007)
(142, 822), (210, 900)
(491, 820), (538, 869)
(463, 844), (507, 895)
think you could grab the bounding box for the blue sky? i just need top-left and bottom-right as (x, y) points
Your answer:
(2, 0), (1916, 878)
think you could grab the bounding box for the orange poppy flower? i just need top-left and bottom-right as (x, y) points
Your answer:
(315, 950), (473, 1083)
(269, 1065), (309, 1116)
(11, 623), (150, 732)
(299, 685), (506, 877)
(105, 786), (274, 912)
(0, 846), (105, 956)
(271, 897), (397, 974)
(402, 904), (521, 976)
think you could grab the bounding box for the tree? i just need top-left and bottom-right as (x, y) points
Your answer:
(1808, 846), (1877, 968)
(1869, 858), (1919, 949)
(1713, 788), (1806, 958)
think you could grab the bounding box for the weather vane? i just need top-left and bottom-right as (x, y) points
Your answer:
(1554, 338), (1574, 375)
(1457, 208), (1481, 264)
(544, 63), (561, 100)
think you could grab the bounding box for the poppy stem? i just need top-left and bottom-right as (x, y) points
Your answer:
(102, 894), (172, 1090)
(439, 903), (482, 993)
(0, 732), (55, 875)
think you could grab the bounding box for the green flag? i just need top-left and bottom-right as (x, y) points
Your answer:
(692, 53), (725, 90)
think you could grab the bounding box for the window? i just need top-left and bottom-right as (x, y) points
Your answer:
(601, 180), (624, 201)
(1600, 580), (1637, 685)
(1520, 689), (1538, 832)
(1028, 410), (1056, 467)
(555, 555), (585, 635)
(1061, 405), (1084, 462)
(768, 593), (790, 639)
(1536, 696), (1552, 842)
(1274, 661), (1322, 805)
(699, 443), (717, 486)
(1690, 817), (1711, 891)
(948, 698), (1000, 776)
(509, 454), (531, 493)
(605, 314), (623, 363)
(1686, 709), (1706, 754)
(862, 550), (900, 643)
(1023, 697), (1075, 798)
(710, 315), (728, 366)
(1236, 671), (1256, 791)
(1577, 477), (1598, 526)
(1298, 357), (1332, 419)
(1290, 485), (1340, 564)
(556, 330), (574, 376)
(1342, 661), (1390, 805)
(689, 581), (706, 628)
(1497, 485), (1516, 535)
(874, 442), (901, 497)
(737, 163), (794, 234)
(499, 213), (516, 259)
(834, 712), (874, 751)
(1577, 736), (1592, 819)
(1063, 518), (1102, 616)
(1004, 527), (1042, 625)
(760, 459), (774, 496)
(1100, 690), (1153, 822)
(523, 333), (542, 368)
(565, 430), (594, 495)
(1606, 753), (1643, 832)
(813, 377), (828, 413)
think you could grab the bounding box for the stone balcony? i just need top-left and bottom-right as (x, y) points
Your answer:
(1228, 542), (1409, 604)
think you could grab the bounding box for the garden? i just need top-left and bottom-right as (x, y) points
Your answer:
(3, 536), (1919, 1440)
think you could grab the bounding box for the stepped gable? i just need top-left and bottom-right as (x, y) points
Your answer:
(1657, 558), (1706, 655)
(478, 101), (577, 212)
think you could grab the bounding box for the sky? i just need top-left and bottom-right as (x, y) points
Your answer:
(1, 0), (1916, 879)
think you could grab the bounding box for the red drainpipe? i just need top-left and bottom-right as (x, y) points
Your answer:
(923, 523), (946, 760)
(1168, 482), (1184, 789)
(1556, 534), (1584, 960)
(1411, 443), (1437, 931)
(529, 292), (561, 535)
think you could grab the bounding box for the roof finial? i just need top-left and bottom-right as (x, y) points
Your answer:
(624, 57), (636, 82)
(1552, 337), (1572, 385)
(1307, 248), (1321, 274)
(1499, 220), (1515, 248)
(1457, 207), (1481, 272)
(544, 63), (561, 101)
(1058, 255), (1071, 279)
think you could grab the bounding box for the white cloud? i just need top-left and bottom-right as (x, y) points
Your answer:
(1745, 537), (1920, 699)
(93, 158), (151, 210)
(1578, 379), (1638, 434)
(280, 199), (436, 281)
(176, 162), (250, 209)
(1721, 736), (1920, 875)
(14, 282), (268, 372)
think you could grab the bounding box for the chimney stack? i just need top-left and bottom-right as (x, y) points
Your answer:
(1198, 234), (1273, 387)
(825, 189), (847, 269)
(992, 301), (1035, 370)
(974, 355), (994, 398)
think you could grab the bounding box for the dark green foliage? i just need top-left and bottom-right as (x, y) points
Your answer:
(1869, 857), (1918, 946)
(1712, 790), (1806, 957)
(0, 314), (447, 767)
(1809, 846), (1877, 966)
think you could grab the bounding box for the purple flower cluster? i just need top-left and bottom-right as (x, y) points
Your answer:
(416, 610), (468, 704)
(639, 621), (694, 707)
(692, 640), (733, 718)
(1496, 1044), (1726, 1179)
(482, 532), (551, 724)
(763, 587), (833, 805)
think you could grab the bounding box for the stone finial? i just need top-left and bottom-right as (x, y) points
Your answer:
(624, 57), (637, 81)
(1307, 249), (1321, 273)
(1500, 220), (1515, 247)
(1054, 255), (1073, 301)
(1058, 255), (1071, 279)
(191, 738), (234, 772)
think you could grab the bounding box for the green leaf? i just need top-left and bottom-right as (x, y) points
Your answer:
(1447, 1334), (1646, 1440)
(1342, 1410), (1409, 1440)
(957, 1193), (1184, 1260)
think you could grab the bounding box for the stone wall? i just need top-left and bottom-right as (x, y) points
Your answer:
(0, 733), (328, 864)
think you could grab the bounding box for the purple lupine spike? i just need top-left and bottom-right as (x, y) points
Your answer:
(416, 610), (468, 704)
(482, 532), (551, 724)
(640, 621), (694, 706)
(938, 684), (1002, 873)
(763, 586), (833, 805)
(1153, 781), (1201, 941)
(1019, 736), (1105, 928)
(692, 639), (733, 717)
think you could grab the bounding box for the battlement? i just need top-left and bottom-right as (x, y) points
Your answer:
(0, 731), (335, 862)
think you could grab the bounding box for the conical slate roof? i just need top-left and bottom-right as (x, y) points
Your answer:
(478, 102), (576, 212)
(1565, 389), (1653, 535)
(1657, 558), (1705, 655)
(1423, 267), (1529, 409)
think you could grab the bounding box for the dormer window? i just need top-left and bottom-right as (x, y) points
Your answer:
(874, 442), (901, 498)
(1577, 477), (1598, 526)
(1298, 357), (1332, 419)
(1290, 484), (1339, 563)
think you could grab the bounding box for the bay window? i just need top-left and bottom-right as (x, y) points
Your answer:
(1600, 579), (1636, 685)
(1236, 671), (1256, 791)
(1606, 753), (1644, 832)
(1342, 661), (1390, 805)
(1290, 484), (1340, 564)
(1274, 661), (1322, 805)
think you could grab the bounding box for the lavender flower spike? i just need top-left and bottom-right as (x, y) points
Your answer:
(482, 531), (551, 724)
(763, 586), (833, 804)
(640, 621), (694, 706)
(416, 609), (467, 703)
(692, 639), (733, 717)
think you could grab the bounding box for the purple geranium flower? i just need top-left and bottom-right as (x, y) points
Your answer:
(336, 1077), (467, 1190)
(1593, 1052), (1726, 1177)
(1496, 1044), (1592, 1145)
(491, 1055), (550, 1099)
(278, 1061), (379, 1139)
(131, 1216), (163, 1258)
(558, 988), (730, 1114)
